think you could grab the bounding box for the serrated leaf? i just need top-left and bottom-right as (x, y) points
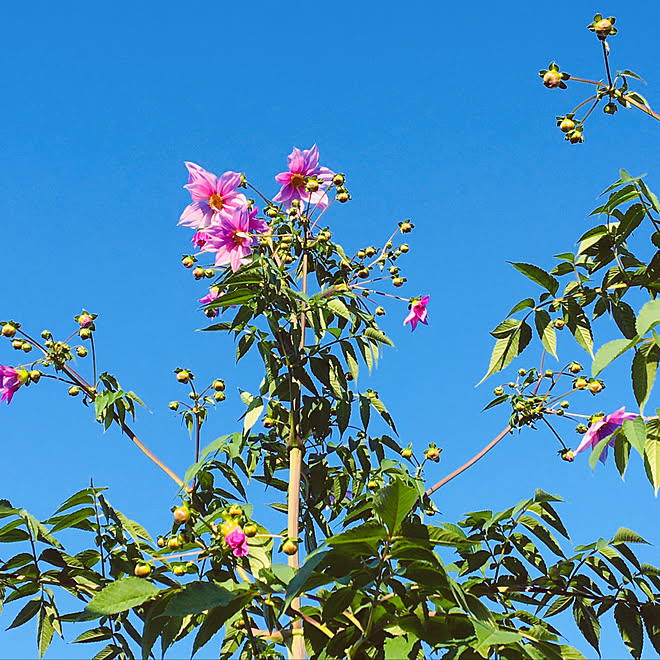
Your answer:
(479, 321), (532, 384)
(159, 582), (248, 617)
(509, 262), (559, 295)
(632, 343), (660, 413)
(644, 437), (660, 496)
(614, 602), (643, 660)
(612, 527), (649, 544)
(636, 299), (660, 336)
(326, 298), (352, 322)
(592, 338), (637, 377)
(566, 301), (593, 357)
(85, 577), (160, 615)
(507, 298), (535, 316)
(534, 309), (557, 359)
(622, 417), (647, 457)
(364, 327), (394, 348)
(373, 479), (418, 534)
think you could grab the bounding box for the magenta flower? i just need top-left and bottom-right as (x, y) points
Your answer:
(574, 407), (638, 462)
(225, 528), (249, 557)
(199, 287), (221, 318)
(201, 204), (269, 272)
(403, 296), (430, 331)
(179, 162), (247, 230)
(0, 366), (28, 404)
(273, 145), (334, 210)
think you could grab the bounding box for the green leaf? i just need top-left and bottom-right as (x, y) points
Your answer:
(534, 309), (557, 359)
(473, 620), (522, 656)
(565, 300), (593, 357)
(364, 327), (394, 348)
(283, 550), (329, 614)
(641, 603), (660, 655)
(632, 343), (660, 413)
(159, 582), (247, 617)
(72, 626), (114, 644)
(326, 298), (352, 322)
(614, 602), (643, 660)
(592, 338), (638, 377)
(479, 320), (532, 384)
(623, 418), (647, 457)
(612, 527), (649, 544)
(37, 606), (55, 660)
(644, 437), (660, 496)
(373, 479), (418, 534)
(507, 298), (535, 316)
(7, 598), (41, 629)
(85, 577), (160, 615)
(573, 600), (600, 654)
(509, 262), (559, 295)
(636, 299), (660, 336)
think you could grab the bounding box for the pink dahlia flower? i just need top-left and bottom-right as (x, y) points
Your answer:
(273, 145), (334, 210)
(201, 204), (269, 272)
(225, 528), (249, 557)
(574, 407), (638, 462)
(0, 366), (28, 404)
(403, 296), (430, 331)
(179, 162), (247, 230)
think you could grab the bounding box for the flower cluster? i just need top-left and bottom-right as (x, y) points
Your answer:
(179, 163), (270, 272)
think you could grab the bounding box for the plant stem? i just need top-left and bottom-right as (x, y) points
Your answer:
(623, 93), (660, 121)
(426, 425), (512, 496)
(287, 224), (309, 660)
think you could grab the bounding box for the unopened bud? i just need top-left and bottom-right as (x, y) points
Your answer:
(1, 324), (16, 338)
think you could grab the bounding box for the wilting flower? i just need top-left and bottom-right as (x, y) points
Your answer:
(273, 145), (334, 210)
(201, 204), (269, 272)
(225, 527), (249, 557)
(403, 296), (430, 331)
(0, 366), (28, 404)
(574, 407), (638, 462)
(179, 162), (247, 229)
(199, 287), (221, 318)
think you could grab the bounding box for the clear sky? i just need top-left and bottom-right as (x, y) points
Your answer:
(1, 0), (659, 657)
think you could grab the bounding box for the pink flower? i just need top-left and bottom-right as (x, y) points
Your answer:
(574, 407), (638, 462)
(78, 313), (93, 328)
(179, 162), (247, 230)
(225, 528), (249, 557)
(403, 296), (430, 331)
(201, 204), (269, 272)
(0, 366), (28, 404)
(199, 287), (221, 318)
(273, 145), (334, 210)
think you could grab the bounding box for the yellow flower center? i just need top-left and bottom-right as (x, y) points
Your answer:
(290, 173), (305, 189)
(232, 230), (250, 246)
(209, 194), (224, 212)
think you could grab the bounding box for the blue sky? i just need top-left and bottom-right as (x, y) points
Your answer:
(1, 0), (660, 657)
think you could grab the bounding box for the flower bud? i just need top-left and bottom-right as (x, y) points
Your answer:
(214, 391), (225, 402)
(392, 277), (404, 287)
(554, 319), (565, 330)
(401, 448), (413, 459)
(172, 564), (186, 576)
(29, 370), (42, 383)
(68, 386), (80, 397)
(375, 307), (386, 316)
(134, 563), (152, 578)
(79, 328), (92, 340)
(173, 507), (190, 524)
(543, 70), (562, 89)
(560, 400), (570, 409)
(356, 250), (366, 259)
(22, 343), (32, 353)
(263, 416), (274, 428)
(282, 539), (298, 555)
(192, 267), (205, 280)
(176, 370), (190, 384)
(576, 424), (588, 434)
(182, 256), (195, 269)
(332, 173), (345, 186)
(244, 523), (258, 537)
(213, 379), (225, 391)
(400, 243), (409, 253)
(12, 340), (23, 350)
(76, 346), (88, 358)
(399, 221), (413, 233)
(337, 192), (350, 203)
(560, 449), (575, 462)
(365, 247), (376, 257)
(493, 386), (504, 396)
(358, 268), (370, 279)
(41, 330), (52, 340)
(569, 130), (584, 144)
(588, 381), (604, 394)
(603, 102), (618, 115)
(1, 324), (16, 338)
(544, 369), (554, 378)
(266, 207), (279, 218)
(559, 118), (575, 133)
(575, 377), (588, 390)
(306, 179), (320, 192)
(569, 362), (582, 374)
(157, 536), (166, 548)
